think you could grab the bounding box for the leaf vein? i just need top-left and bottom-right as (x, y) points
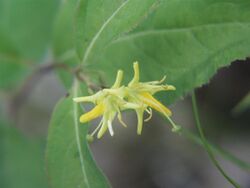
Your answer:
(73, 80), (90, 188)
(113, 21), (250, 43)
(81, 0), (130, 64)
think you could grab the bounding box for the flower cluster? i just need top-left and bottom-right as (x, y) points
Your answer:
(73, 62), (180, 139)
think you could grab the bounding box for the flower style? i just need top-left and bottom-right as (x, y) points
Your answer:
(73, 62), (180, 139)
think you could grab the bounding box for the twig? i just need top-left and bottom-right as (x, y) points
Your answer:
(74, 69), (102, 92)
(9, 63), (71, 119)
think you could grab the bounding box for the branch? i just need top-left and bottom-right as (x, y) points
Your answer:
(9, 63), (71, 119)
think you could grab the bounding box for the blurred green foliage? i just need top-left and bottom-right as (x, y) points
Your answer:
(0, 120), (48, 188)
(0, 0), (60, 89)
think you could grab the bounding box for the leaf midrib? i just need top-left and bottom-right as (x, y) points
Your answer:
(81, 0), (130, 65)
(73, 80), (90, 188)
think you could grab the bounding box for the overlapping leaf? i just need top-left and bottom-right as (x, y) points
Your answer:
(46, 81), (110, 188)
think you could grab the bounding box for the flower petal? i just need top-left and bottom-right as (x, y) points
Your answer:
(107, 120), (114, 136)
(97, 121), (108, 139)
(97, 112), (115, 138)
(79, 103), (104, 123)
(128, 61), (140, 86)
(73, 95), (95, 103)
(111, 70), (124, 88)
(140, 92), (172, 116)
(135, 108), (144, 135)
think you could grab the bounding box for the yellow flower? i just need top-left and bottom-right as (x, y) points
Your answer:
(126, 62), (180, 134)
(74, 70), (139, 139)
(73, 62), (180, 139)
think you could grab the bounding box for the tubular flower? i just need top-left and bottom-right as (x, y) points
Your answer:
(126, 62), (180, 134)
(73, 70), (139, 139)
(73, 62), (180, 139)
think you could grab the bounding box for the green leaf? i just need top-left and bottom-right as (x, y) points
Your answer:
(81, 0), (250, 104)
(46, 81), (110, 188)
(52, 0), (80, 88)
(0, 30), (29, 89)
(0, 121), (48, 188)
(53, 0), (78, 59)
(0, 0), (60, 60)
(0, 59), (29, 90)
(0, 0), (60, 89)
(75, 0), (158, 65)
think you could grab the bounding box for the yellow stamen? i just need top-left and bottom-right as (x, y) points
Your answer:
(140, 92), (172, 116)
(80, 103), (104, 123)
(144, 108), (153, 122)
(146, 76), (166, 85)
(90, 119), (103, 136)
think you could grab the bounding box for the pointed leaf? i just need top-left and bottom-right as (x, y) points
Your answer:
(75, 0), (158, 65)
(83, 0), (250, 104)
(46, 81), (110, 188)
